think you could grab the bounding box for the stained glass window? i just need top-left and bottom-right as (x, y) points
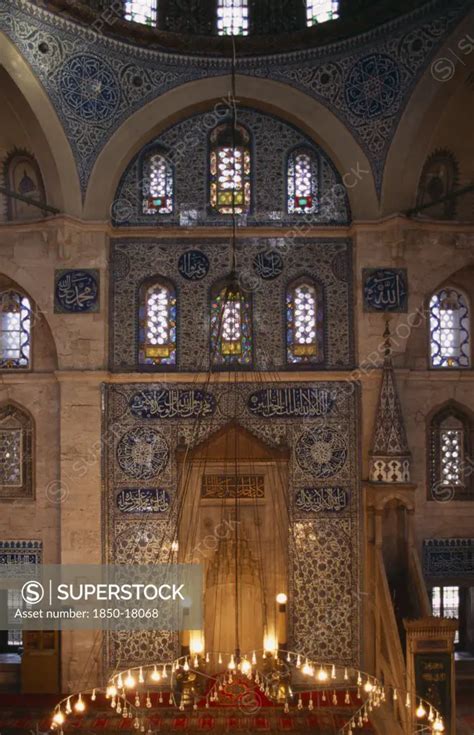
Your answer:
(287, 149), (318, 214)
(306, 0), (339, 25)
(210, 281), (252, 366)
(142, 152), (173, 215)
(138, 280), (176, 367)
(0, 429), (22, 486)
(217, 0), (249, 35)
(0, 291), (31, 369)
(429, 405), (473, 501)
(287, 279), (323, 364)
(429, 288), (470, 368)
(431, 586), (460, 642)
(124, 0), (157, 24)
(5, 153), (46, 221)
(0, 405), (33, 500)
(210, 124), (251, 215)
(439, 416), (464, 488)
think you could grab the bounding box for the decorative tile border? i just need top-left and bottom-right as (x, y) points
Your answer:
(423, 538), (474, 577)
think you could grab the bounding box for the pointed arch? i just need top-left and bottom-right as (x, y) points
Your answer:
(84, 75), (377, 220)
(0, 32), (81, 216)
(3, 149), (46, 221)
(428, 400), (474, 501)
(0, 289), (32, 369)
(286, 275), (324, 366)
(429, 286), (470, 369)
(381, 14), (472, 215)
(286, 146), (319, 215)
(140, 144), (174, 215)
(0, 401), (34, 500)
(137, 276), (177, 368)
(210, 276), (253, 368)
(209, 121), (252, 215)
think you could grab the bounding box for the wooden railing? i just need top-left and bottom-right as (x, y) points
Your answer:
(408, 545), (431, 618)
(375, 549), (409, 734)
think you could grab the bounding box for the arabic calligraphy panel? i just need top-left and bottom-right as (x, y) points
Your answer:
(116, 488), (171, 514)
(423, 538), (474, 577)
(202, 475), (265, 499)
(54, 269), (100, 313)
(247, 387), (336, 418)
(295, 487), (349, 515)
(178, 250), (209, 281)
(253, 251), (284, 280)
(129, 389), (216, 419)
(363, 268), (407, 313)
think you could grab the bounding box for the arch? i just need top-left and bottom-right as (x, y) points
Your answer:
(286, 145), (319, 215)
(183, 420), (290, 461)
(209, 275), (253, 368)
(0, 32), (81, 217)
(381, 14), (473, 215)
(0, 400), (34, 500)
(286, 274), (324, 366)
(404, 265), (474, 370)
(139, 144), (175, 215)
(137, 275), (177, 369)
(0, 263), (58, 370)
(428, 285), (470, 369)
(208, 120), (252, 215)
(373, 492), (415, 513)
(416, 149), (459, 220)
(84, 74), (378, 220)
(427, 400), (474, 501)
(3, 149), (46, 221)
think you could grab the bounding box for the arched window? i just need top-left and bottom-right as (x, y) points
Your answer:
(306, 0), (339, 25)
(217, 0), (249, 35)
(416, 150), (458, 220)
(429, 405), (473, 501)
(287, 148), (318, 214)
(286, 278), (323, 365)
(210, 279), (252, 367)
(142, 151), (173, 215)
(429, 287), (470, 368)
(210, 124), (251, 215)
(124, 0), (157, 25)
(0, 404), (33, 500)
(138, 279), (176, 367)
(4, 151), (46, 221)
(0, 291), (32, 369)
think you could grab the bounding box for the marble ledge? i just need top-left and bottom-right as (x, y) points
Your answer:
(0, 368), (474, 384)
(1, 214), (473, 239)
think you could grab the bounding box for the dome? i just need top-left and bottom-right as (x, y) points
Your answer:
(44, 0), (433, 55)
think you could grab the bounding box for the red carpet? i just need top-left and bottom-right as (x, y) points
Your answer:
(0, 693), (373, 732)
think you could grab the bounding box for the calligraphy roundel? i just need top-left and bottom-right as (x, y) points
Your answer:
(253, 251), (284, 280)
(178, 250), (209, 281)
(55, 269), (99, 313)
(295, 427), (347, 479)
(117, 427), (169, 480)
(363, 268), (407, 312)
